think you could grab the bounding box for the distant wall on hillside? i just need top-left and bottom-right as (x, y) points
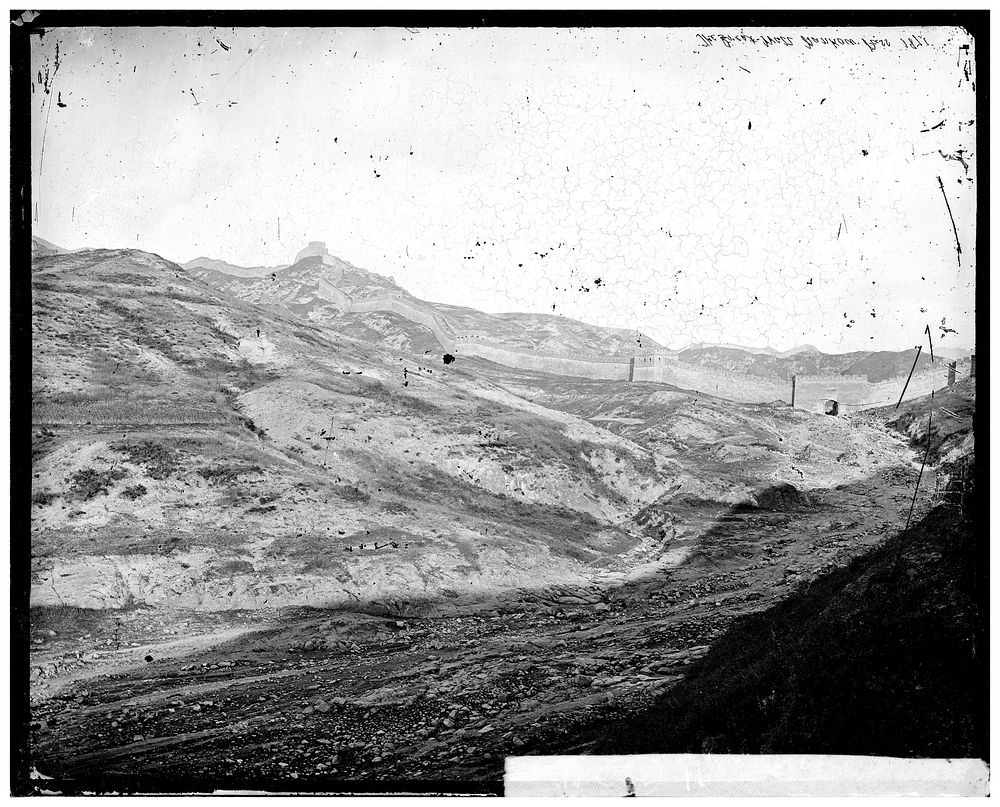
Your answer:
(316, 279), (786, 396)
(455, 339), (631, 380)
(314, 276), (964, 410)
(351, 295), (458, 351)
(631, 355), (788, 403)
(317, 278), (352, 311)
(793, 359), (969, 413)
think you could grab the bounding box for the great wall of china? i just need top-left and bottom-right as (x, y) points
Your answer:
(315, 275), (970, 414)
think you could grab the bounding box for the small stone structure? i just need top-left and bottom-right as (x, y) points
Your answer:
(295, 241), (333, 264)
(294, 242), (344, 283)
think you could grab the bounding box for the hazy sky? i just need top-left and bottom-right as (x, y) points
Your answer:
(31, 25), (977, 353)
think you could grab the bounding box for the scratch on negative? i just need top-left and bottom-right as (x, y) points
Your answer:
(937, 176), (962, 266)
(39, 74), (58, 178)
(222, 46), (260, 89)
(39, 91), (54, 177)
(39, 43), (63, 180)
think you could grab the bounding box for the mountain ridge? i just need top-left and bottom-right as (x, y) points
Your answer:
(186, 242), (969, 386)
(187, 244), (661, 361)
(32, 236), (973, 385)
(28, 243), (966, 785)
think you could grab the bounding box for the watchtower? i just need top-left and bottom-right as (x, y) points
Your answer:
(294, 241), (344, 284)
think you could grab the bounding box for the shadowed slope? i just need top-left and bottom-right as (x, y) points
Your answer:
(588, 449), (983, 759)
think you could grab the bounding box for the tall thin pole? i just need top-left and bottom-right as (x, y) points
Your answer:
(893, 390), (935, 574)
(896, 345), (923, 409)
(904, 402), (934, 534)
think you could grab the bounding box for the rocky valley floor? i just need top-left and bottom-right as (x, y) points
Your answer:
(28, 460), (933, 790)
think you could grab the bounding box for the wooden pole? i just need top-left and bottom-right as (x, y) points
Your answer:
(904, 399), (934, 534)
(896, 345), (923, 409)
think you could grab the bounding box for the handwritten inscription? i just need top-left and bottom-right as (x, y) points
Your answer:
(696, 32), (932, 51)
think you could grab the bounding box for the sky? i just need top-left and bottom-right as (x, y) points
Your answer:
(30, 25), (977, 354)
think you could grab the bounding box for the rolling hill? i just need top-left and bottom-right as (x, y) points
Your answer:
(182, 256), (290, 279)
(31, 247), (670, 614)
(28, 243), (954, 787)
(30, 244), (912, 615)
(186, 243), (661, 359)
(186, 243), (958, 385)
(677, 345), (940, 383)
(31, 235), (69, 257)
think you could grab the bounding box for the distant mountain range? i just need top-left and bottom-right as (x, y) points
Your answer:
(31, 235), (973, 373)
(182, 242), (972, 380)
(185, 242), (659, 360)
(677, 345), (950, 384)
(679, 342), (819, 358)
(31, 236), (70, 257)
(183, 256), (290, 279)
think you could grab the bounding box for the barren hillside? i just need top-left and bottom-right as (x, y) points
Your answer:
(187, 247), (661, 358)
(183, 256), (290, 279)
(28, 246), (938, 788)
(677, 345), (939, 382)
(32, 248), (674, 615)
(32, 235), (69, 257)
(587, 446), (981, 760)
